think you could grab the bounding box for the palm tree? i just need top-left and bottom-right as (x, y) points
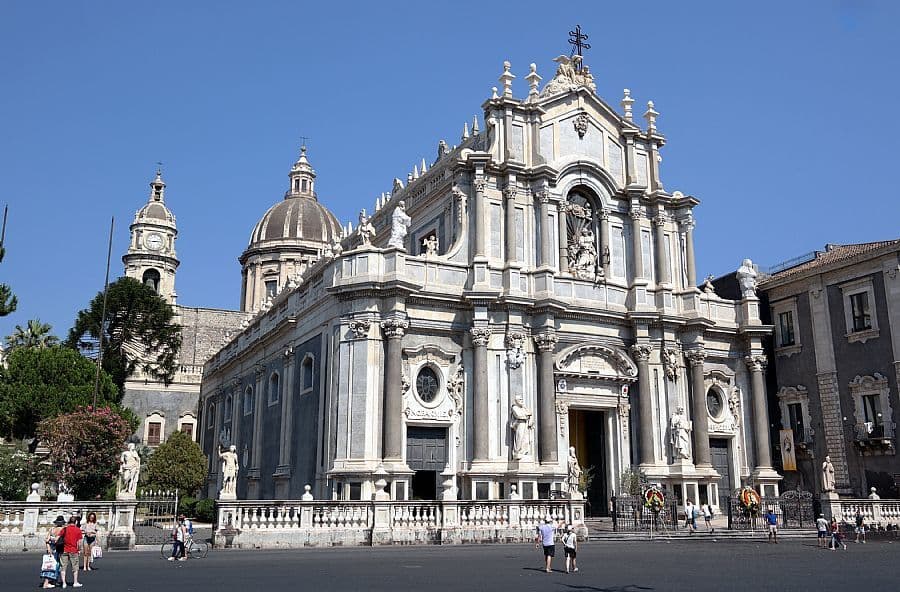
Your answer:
(5, 318), (59, 350)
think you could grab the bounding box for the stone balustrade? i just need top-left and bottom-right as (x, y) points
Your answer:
(216, 499), (585, 548)
(827, 499), (900, 529)
(0, 501), (124, 552)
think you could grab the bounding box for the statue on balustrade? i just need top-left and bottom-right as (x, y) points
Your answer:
(388, 201), (411, 249)
(117, 442), (141, 499)
(219, 444), (239, 499)
(509, 396), (534, 460)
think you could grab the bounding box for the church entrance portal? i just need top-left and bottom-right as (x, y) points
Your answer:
(406, 426), (447, 500)
(568, 409), (608, 517)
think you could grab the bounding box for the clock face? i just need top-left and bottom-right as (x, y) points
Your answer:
(145, 233), (163, 251)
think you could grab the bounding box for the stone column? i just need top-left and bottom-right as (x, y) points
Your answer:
(680, 216), (697, 288)
(685, 349), (711, 467)
(503, 185), (517, 262)
(470, 326), (492, 461)
(653, 213), (671, 285)
(557, 200), (569, 274)
(630, 344), (655, 465)
(538, 190), (552, 267)
(745, 355), (773, 469)
(277, 349), (296, 469)
(230, 378), (242, 450)
(473, 177), (486, 259)
(629, 206), (644, 281)
(535, 331), (559, 464)
(599, 210), (610, 277)
(381, 319), (409, 461)
(250, 364), (266, 470)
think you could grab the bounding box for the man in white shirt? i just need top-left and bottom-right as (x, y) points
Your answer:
(816, 514), (829, 548)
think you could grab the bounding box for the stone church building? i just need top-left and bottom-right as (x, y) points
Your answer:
(198, 52), (780, 510)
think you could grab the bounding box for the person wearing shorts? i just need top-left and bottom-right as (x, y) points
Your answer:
(855, 510), (866, 543)
(534, 516), (557, 573)
(562, 525), (578, 574)
(764, 508), (778, 544)
(58, 516), (83, 588)
(816, 514), (828, 548)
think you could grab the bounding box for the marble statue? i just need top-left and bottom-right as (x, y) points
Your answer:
(422, 234), (438, 256)
(331, 239), (344, 258)
(702, 275), (717, 295)
(118, 442), (141, 498)
(669, 407), (691, 460)
(357, 210), (375, 246)
(219, 444), (239, 498)
(822, 455), (835, 492)
(388, 201), (411, 249)
(736, 258), (758, 299)
(509, 396), (534, 460)
(572, 227), (597, 278)
(868, 487), (880, 500)
(566, 446), (583, 496)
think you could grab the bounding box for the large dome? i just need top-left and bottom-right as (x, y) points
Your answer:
(248, 197), (341, 247)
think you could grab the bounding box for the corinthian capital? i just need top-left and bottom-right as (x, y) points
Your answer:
(473, 178), (487, 193)
(684, 348), (707, 367)
(744, 354), (768, 372)
(536, 189), (551, 204)
(380, 318), (409, 339)
(469, 326), (492, 347)
(503, 186), (517, 200)
(629, 343), (652, 362)
(533, 331), (558, 352)
(629, 208), (643, 221)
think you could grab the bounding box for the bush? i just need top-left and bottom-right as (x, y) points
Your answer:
(144, 430), (206, 496)
(179, 495), (197, 518)
(0, 443), (45, 500)
(195, 498), (216, 523)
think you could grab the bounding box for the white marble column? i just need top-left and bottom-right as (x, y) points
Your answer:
(653, 213), (671, 285)
(629, 205), (644, 281)
(503, 184), (517, 262)
(680, 216), (697, 288)
(472, 177), (486, 259)
(538, 190), (552, 268)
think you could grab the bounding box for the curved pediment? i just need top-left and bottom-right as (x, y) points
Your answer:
(555, 342), (638, 382)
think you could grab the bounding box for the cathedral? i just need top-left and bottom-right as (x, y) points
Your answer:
(196, 50), (781, 511)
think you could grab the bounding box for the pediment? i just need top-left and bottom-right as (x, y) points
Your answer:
(555, 342), (638, 382)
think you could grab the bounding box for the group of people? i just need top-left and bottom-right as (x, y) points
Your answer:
(534, 516), (579, 574)
(816, 510), (869, 550)
(40, 513), (101, 588)
(683, 500), (716, 534)
(168, 514), (194, 561)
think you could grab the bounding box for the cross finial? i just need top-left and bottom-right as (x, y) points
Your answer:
(156, 161), (163, 176)
(568, 25), (591, 71)
(299, 135), (310, 150)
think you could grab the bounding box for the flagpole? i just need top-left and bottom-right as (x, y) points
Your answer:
(92, 216), (115, 409)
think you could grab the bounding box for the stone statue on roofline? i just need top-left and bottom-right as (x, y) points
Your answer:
(736, 259), (758, 299)
(357, 209), (375, 247)
(388, 201), (411, 250)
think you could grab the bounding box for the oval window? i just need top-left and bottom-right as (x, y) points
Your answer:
(416, 367), (440, 403)
(706, 389), (723, 418)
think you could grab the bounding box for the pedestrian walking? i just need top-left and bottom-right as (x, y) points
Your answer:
(534, 515), (557, 573)
(764, 507), (778, 544)
(58, 515), (84, 587)
(854, 510), (866, 543)
(81, 512), (100, 571)
(830, 517), (847, 550)
(40, 515), (65, 589)
(816, 514), (828, 549)
(169, 517), (187, 561)
(684, 500), (697, 534)
(701, 503), (714, 533)
(562, 525), (578, 574)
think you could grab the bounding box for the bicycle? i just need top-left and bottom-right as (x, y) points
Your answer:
(161, 534), (209, 560)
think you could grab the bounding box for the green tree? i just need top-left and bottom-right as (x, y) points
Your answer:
(67, 277), (182, 391)
(0, 213), (17, 316)
(0, 442), (50, 501)
(0, 346), (120, 439)
(37, 406), (133, 500)
(619, 466), (650, 496)
(144, 430), (207, 496)
(5, 318), (59, 351)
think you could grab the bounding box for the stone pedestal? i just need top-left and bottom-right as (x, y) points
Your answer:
(108, 501), (138, 550)
(821, 491), (841, 521)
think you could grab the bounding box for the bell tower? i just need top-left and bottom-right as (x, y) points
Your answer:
(123, 169), (180, 305)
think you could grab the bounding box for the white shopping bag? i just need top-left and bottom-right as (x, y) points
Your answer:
(41, 553), (58, 572)
(91, 545), (103, 559)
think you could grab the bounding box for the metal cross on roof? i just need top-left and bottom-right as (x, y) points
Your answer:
(299, 136), (311, 149)
(568, 25), (591, 69)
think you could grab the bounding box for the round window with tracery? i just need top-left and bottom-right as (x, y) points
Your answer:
(416, 367), (440, 403)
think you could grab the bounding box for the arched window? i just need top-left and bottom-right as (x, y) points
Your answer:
(302, 356), (314, 391)
(224, 395), (233, 422)
(243, 386), (254, 415)
(268, 372), (280, 405)
(142, 268), (161, 293)
(207, 402), (216, 428)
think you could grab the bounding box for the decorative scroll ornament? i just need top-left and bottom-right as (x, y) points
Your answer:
(728, 387), (742, 428)
(380, 318), (409, 339)
(684, 348), (707, 367)
(629, 343), (652, 363)
(556, 400), (569, 437)
(744, 354), (768, 373)
(447, 365), (465, 416)
(469, 326), (492, 347)
(348, 319), (370, 339)
(505, 331), (526, 369)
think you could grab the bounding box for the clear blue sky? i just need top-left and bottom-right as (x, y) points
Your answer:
(2, 1), (898, 340)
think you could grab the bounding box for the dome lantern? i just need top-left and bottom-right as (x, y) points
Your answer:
(287, 145), (316, 199)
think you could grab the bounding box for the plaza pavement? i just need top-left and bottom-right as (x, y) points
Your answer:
(5, 538), (896, 591)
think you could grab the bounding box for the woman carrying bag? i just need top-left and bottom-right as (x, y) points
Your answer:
(40, 515), (66, 589)
(82, 512), (100, 571)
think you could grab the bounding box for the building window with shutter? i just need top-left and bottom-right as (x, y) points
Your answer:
(147, 422), (162, 446)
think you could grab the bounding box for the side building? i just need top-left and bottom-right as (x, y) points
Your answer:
(759, 240), (900, 498)
(121, 171), (250, 447)
(199, 52), (780, 509)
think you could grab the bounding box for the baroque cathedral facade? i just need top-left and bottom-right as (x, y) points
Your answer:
(197, 51), (781, 510)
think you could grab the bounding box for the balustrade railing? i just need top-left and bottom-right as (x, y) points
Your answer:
(831, 499), (900, 529)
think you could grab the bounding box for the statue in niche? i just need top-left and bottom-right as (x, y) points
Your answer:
(388, 201), (411, 249)
(566, 446), (583, 496)
(571, 227), (597, 279)
(219, 444), (239, 498)
(822, 455), (836, 493)
(357, 209), (375, 246)
(117, 443), (141, 498)
(509, 396), (534, 460)
(669, 407), (692, 460)
(736, 259), (759, 299)
(422, 234), (438, 257)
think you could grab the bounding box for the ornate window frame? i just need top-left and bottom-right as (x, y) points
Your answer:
(267, 371), (281, 406)
(771, 296), (801, 357)
(840, 277), (879, 343)
(179, 413), (197, 440)
(145, 411), (166, 447)
(207, 401), (217, 428)
(849, 373), (894, 440)
(776, 385), (813, 445)
(412, 363), (444, 409)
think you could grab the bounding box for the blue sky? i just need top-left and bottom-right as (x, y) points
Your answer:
(1, 1), (898, 339)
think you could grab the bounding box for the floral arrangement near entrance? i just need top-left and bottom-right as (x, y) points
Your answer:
(643, 486), (665, 514)
(738, 487), (761, 516)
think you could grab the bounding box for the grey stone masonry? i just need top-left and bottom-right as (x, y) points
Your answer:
(817, 371), (850, 488)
